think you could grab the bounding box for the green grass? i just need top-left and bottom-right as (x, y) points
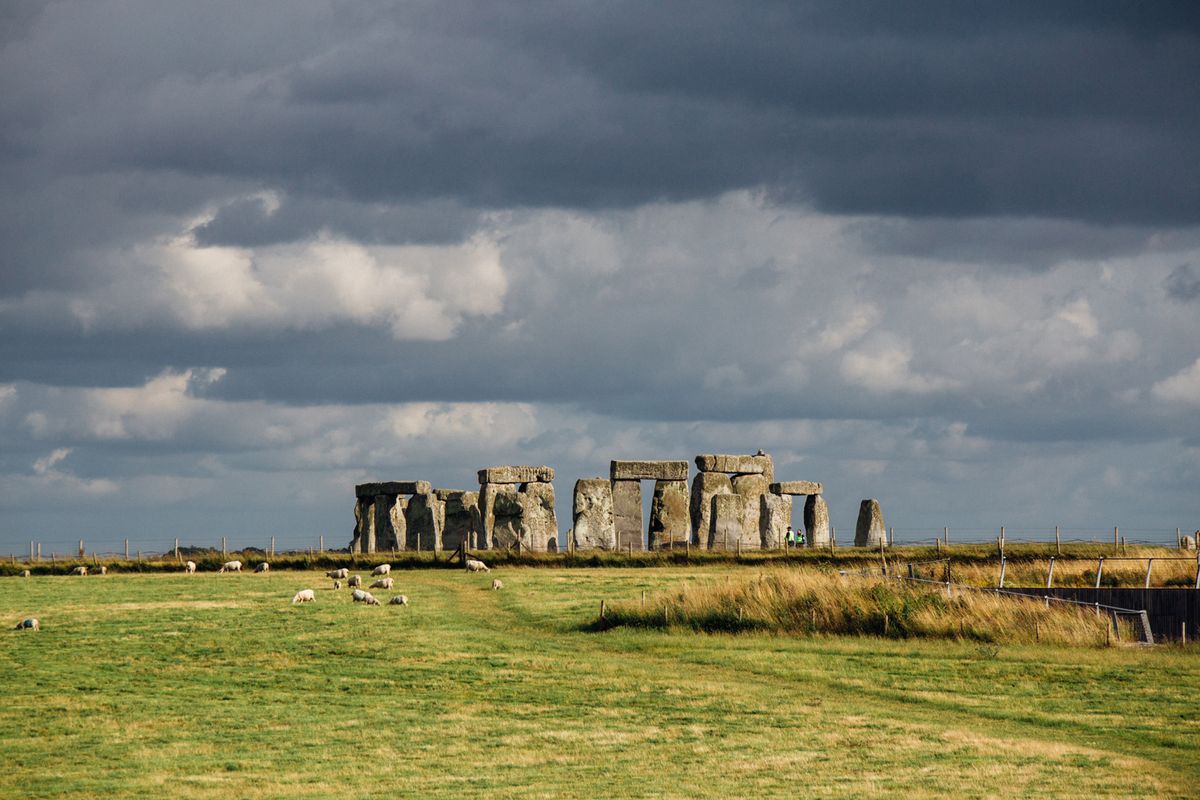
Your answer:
(2, 566), (1197, 798)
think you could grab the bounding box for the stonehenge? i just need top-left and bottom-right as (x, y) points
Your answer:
(353, 453), (839, 553)
(855, 499), (886, 548)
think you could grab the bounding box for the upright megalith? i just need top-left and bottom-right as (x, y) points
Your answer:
(612, 480), (643, 550)
(477, 465), (558, 552)
(373, 494), (407, 551)
(855, 499), (886, 548)
(732, 473), (770, 544)
(804, 494), (831, 547)
(351, 481), (433, 553)
(760, 493), (792, 548)
(352, 495), (374, 554)
(648, 479), (690, 549)
(690, 471), (733, 548)
(405, 491), (445, 551)
(573, 479), (616, 550)
(709, 494), (750, 549)
(437, 490), (480, 551)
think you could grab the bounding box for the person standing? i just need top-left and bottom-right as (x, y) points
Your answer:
(786, 526), (796, 548)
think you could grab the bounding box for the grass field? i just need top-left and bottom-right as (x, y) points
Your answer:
(2, 566), (1198, 798)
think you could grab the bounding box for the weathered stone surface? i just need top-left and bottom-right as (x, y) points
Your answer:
(612, 479), (644, 550)
(769, 481), (823, 496)
(351, 495), (374, 553)
(523, 481), (559, 551)
(476, 465), (554, 484)
(489, 486), (525, 550)
(610, 460), (689, 481)
(572, 478), (616, 550)
(689, 471), (733, 548)
(855, 498), (886, 548)
(760, 493), (792, 548)
(709, 493), (750, 549)
(441, 490), (479, 552)
(804, 494), (830, 547)
(693, 453), (774, 480)
(404, 492), (445, 551)
(373, 494), (406, 552)
(356, 480), (431, 498)
(648, 480), (690, 549)
(732, 473), (769, 543)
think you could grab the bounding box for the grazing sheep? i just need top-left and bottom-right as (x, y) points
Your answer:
(333, 580), (342, 590)
(218, 560), (243, 573)
(254, 562), (270, 573)
(351, 588), (368, 602)
(347, 574), (362, 588)
(291, 589), (315, 604)
(361, 592), (381, 606)
(325, 568), (349, 580)
(372, 564), (391, 576)
(15, 618), (39, 631)
(492, 579), (504, 590)
(185, 560), (197, 574)
(369, 577), (394, 590)
(465, 558), (490, 573)
(389, 595), (409, 606)
(96, 565), (107, 575)
(71, 566), (88, 576)
(21, 570), (30, 578)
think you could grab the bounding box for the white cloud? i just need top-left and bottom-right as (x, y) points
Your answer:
(1152, 358), (1200, 406)
(840, 337), (958, 395)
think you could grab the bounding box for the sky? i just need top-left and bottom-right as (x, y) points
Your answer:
(1, 1), (1198, 554)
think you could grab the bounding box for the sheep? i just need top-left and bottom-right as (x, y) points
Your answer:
(21, 570), (30, 578)
(325, 568), (349, 580)
(371, 564), (391, 576)
(347, 574), (362, 588)
(254, 562), (270, 573)
(71, 566), (88, 576)
(351, 588), (368, 602)
(465, 558), (490, 573)
(491, 578), (504, 590)
(185, 560), (197, 574)
(389, 595), (409, 606)
(15, 618), (39, 631)
(218, 560), (243, 573)
(96, 566), (107, 576)
(361, 592), (381, 606)
(369, 577), (394, 590)
(333, 580), (342, 590)
(291, 589), (315, 604)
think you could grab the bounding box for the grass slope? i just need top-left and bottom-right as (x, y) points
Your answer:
(1, 567), (1197, 798)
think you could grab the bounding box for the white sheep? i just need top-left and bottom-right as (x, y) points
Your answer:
(492, 578), (504, 590)
(361, 592), (381, 606)
(347, 574), (362, 588)
(71, 566), (88, 576)
(369, 577), (394, 590)
(466, 558), (490, 573)
(291, 589), (315, 604)
(15, 618), (39, 631)
(333, 580), (342, 590)
(371, 564), (391, 576)
(254, 562), (270, 573)
(185, 560), (197, 574)
(325, 568), (349, 580)
(389, 595), (409, 606)
(21, 570), (30, 578)
(218, 560), (243, 573)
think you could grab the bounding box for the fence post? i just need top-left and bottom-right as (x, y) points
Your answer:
(1095, 557), (1104, 589)
(888, 527), (894, 547)
(320, 535), (325, 554)
(1055, 525), (1061, 555)
(29, 541), (34, 563)
(998, 557), (1006, 589)
(1144, 558), (1153, 589)
(174, 538), (180, 562)
(1000, 526), (1005, 550)
(222, 536), (226, 558)
(1113, 526), (1118, 555)
(1194, 555), (1199, 590)
(944, 526), (949, 548)
(270, 536), (275, 558)
(600, 600), (607, 620)
(37, 543), (41, 562)
(1046, 557), (1055, 589)
(1178, 528), (1182, 549)
(79, 539), (84, 558)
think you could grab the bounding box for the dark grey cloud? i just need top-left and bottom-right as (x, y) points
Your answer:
(1165, 264), (1200, 301)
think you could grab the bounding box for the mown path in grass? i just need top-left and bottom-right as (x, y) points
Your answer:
(1, 567), (1197, 799)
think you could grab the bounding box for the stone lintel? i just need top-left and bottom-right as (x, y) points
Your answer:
(477, 465), (555, 484)
(356, 480), (432, 498)
(769, 481), (823, 496)
(609, 460), (689, 481)
(694, 454), (771, 475)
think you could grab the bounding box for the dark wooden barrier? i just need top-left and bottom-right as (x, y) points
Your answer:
(1005, 587), (1198, 642)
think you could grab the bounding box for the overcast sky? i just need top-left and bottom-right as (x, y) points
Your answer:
(2, 1), (1198, 553)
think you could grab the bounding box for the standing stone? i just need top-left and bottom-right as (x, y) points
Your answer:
(489, 487), (525, 550)
(612, 479), (644, 551)
(405, 492), (445, 551)
(522, 481), (559, 551)
(690, 472), (733, 548)
(732, 473), (770, 544)
(709, 494), (748, 550)
(855, 499), (886, 548)
(648, 480), (690, 549)
(760, 493), (792, 549)
(373, 494), (405, 551)
(804, 494), (830, 547)
(573, 479), (616, 550)
(439, 491), (479, 552)
(351, 496), (374, 553)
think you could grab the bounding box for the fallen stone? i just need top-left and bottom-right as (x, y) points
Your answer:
(855, 499), (886, 548)
(689, 472), (733, 548)
(760, 493), (792, 548)
(804, 494), (831, 547)
(648, 479), (690, 549)
(610, 460), (689, 481)
(612, 479), (644, 550)
(356, 480), (431, 498)
(477, 465), (555, 484)
(573, 479), (616, 550)
(769, 481), (823, 496)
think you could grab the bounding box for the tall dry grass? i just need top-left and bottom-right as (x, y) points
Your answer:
(598, 570), (1134, 646)
(903, 547), (1200, 588)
